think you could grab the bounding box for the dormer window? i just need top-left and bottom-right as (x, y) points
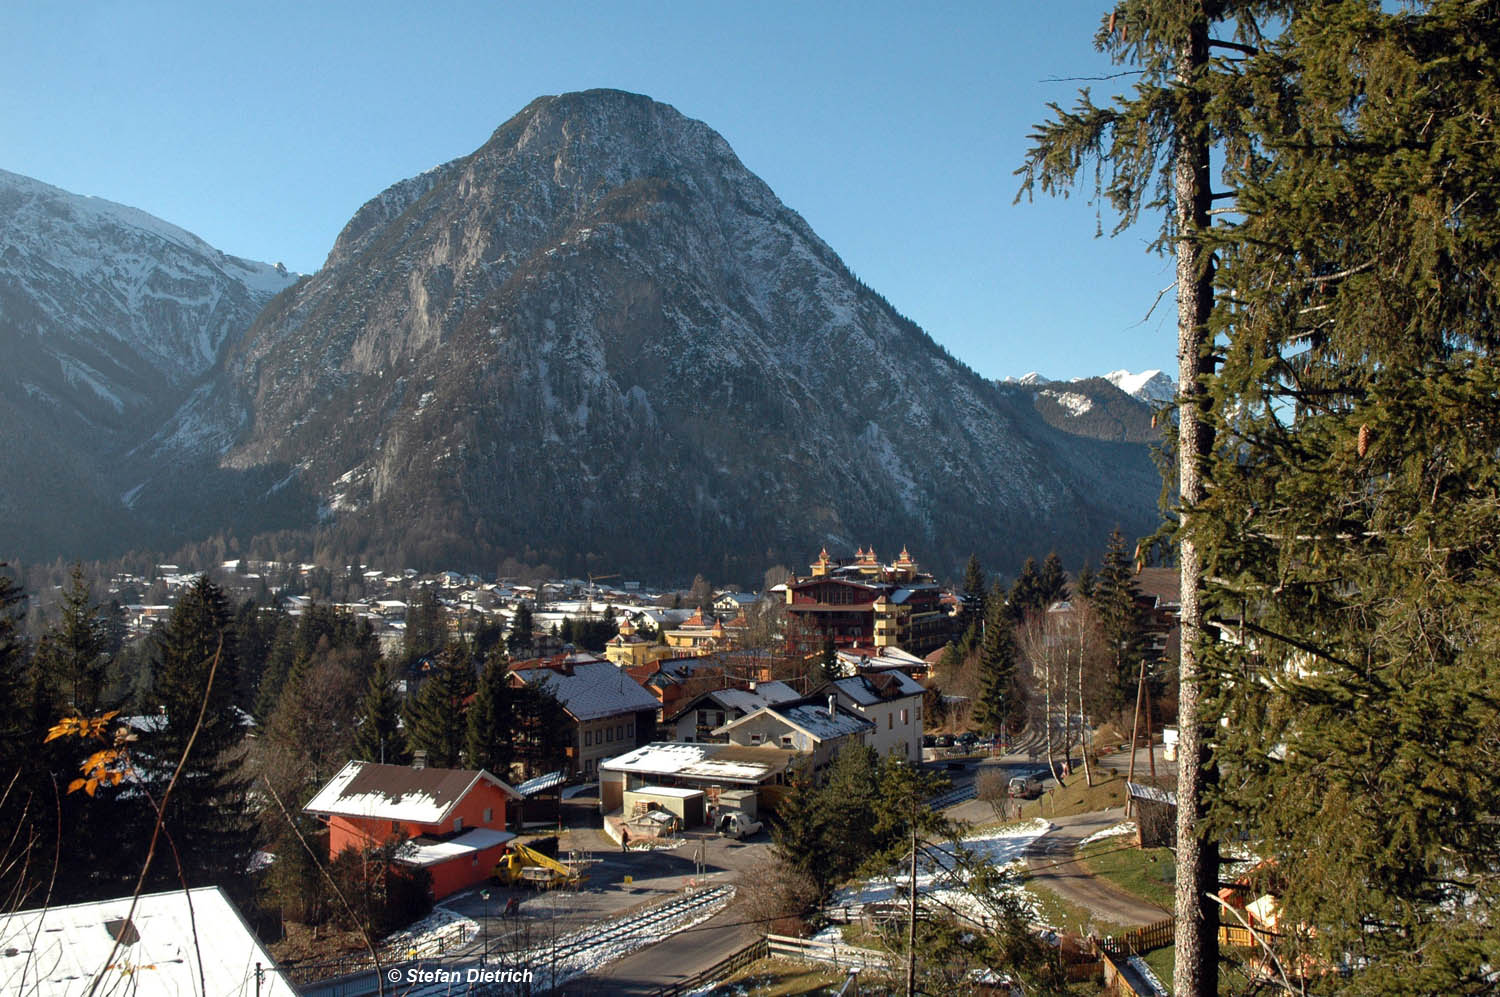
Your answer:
(453, 817), (464, 833)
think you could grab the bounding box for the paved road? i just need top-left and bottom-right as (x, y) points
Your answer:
(1022, 808), (1170, 929)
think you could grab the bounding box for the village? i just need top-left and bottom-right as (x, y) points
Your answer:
(0, 543), (1248, 997)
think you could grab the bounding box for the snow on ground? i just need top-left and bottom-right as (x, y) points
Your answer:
(826, 820), (1050, 929)
(382, 905), (478, 959)
(1128, 954), (1170, 996)
(1080, 821), (1136, 847)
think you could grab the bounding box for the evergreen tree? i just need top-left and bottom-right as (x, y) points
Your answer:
(817, 744), (883, 886)
(1074, 562), (1097, 601)
(510, 681), (570, 778)
(771, 762), (828, 896)
(507, 603), (535, 658)
(34, 564), (109, 712)
(817, 632), (841, 685)
(1091, 529), (1147, 715)
(403, 588), (447, 667)
(466, 650), (515, 777)
(149, 575), (252, 889)
(1037, 551), (1068, 607)
(403, 646), (475, 768)
(974, 584), (1022, 736)
(1018, 2), (1274, 986)
(1007, 557), (1043, 620)
(354, 658), (409, 766)
(1183, 3), (1500, 987)
(957, 554), (987, 638)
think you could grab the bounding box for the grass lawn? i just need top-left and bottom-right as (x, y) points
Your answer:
(1013, 768), (1128, 820)
(704, 958), (856, 996)
(1078, 838), (1176, 911)
(1021, 880), (1127, 937)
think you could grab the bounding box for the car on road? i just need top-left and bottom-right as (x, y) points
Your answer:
(1008, 771), (1048, 799)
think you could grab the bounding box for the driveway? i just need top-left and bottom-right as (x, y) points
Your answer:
(1022, 808), (1170, 929)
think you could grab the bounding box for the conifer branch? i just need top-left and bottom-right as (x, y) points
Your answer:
(1208, 38), (1259, 56)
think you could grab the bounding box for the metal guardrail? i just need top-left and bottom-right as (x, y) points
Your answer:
(764, 933), (889, 971)
(649, 937), (768, 997)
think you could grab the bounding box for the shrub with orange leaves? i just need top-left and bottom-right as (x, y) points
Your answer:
(45, 710), (137, 796)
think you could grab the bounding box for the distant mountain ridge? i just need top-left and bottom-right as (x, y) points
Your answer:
(997, 368), (1173, 444)
(0, 169), (297, 557)
(1, 92), (1164, 580)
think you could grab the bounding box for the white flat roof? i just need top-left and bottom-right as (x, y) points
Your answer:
(629, 785), (704, 799)
(0, 886), (296, 996)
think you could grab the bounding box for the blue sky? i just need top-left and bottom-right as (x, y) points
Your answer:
(2, 1), (1177, 382)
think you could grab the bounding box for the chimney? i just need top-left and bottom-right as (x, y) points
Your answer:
(412, 750), (428, 770)
(827, 694), (837, 720)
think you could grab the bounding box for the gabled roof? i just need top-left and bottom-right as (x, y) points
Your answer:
(667, 680), (801, 723)
(0, 887), (296, 996)
(717, 697), (876, 742)
(826, 669), (924, 706)
(511, 659), (662, 721)
(304, 760), (521, 825)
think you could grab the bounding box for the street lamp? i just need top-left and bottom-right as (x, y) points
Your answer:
(480, 890), (490, 966)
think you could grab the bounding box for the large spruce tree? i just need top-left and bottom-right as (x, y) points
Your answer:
(1188, 2), (1500, 989)
(149, 574), (252, 888)
(974, 583), (1022, 736)
(404, 646), (475, 768)
(465, 650), (516, 777)
(1091, 529), (1147, 715)
(34, 565), (109, 713)
(355, 658), (410, 765)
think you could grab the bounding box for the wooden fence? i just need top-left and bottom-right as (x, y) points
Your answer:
(1099, 916), (1175, 957)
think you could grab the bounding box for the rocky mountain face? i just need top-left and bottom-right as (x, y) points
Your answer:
(0, 170), (297, 559)
(6, 91), (1164, 581)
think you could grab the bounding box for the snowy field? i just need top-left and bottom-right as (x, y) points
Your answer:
(817, 820), (1050, 937)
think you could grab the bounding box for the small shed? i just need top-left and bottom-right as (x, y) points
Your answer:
(515, 770), (565, 827)
(623, 785), (706, 828)
(1128, 781), (1178, 848)
(716, 787), (758, 821)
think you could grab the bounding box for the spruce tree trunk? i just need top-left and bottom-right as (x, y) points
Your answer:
(1078, 623), (1094, 787)
(1172, 5), (1220, 995)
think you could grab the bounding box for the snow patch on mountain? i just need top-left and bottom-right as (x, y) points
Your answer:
(1104, 368), (1176, 404)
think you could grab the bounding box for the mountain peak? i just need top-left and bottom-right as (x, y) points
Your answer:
(1103, 369), (1175, 403)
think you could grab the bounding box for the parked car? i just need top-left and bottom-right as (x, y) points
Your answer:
(1008, 771), (1048, 799)
(922, 734), (937, 748)
(957, 732), (980, 749)
(716, 811), (763, 839)
(935, 734), (955, 748)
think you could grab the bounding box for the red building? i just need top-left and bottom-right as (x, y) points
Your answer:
(783, 546), (956, 656)
(304, 760), (521, 899)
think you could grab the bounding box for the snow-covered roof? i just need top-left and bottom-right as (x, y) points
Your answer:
(515, 770), (566, 797)
(601, 742), (786, 783)
(511, 660), (661, 721)
(829, 670), (924, 706)
(396, 827), (515, 868)
(1127, 781), (1178, 806)
(718, 698), (876, 742)
(629, 785), (704, 799)
(304, 760), (521, 824)
(0, 886), (296, 996)
(672, 681), (800, 721)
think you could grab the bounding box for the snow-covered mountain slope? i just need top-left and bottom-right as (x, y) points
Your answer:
(1104, 368), (1176, 404)
(132, 90), (1161, 579)
(0, 169), (298, 559)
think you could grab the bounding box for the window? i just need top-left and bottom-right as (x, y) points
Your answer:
(750, 733), (763, 745)
(888, 712), (894, 729)
(901, 708), (909, 725)
(585, 729), (593, 746)
(626, 722), (633, 738)
(616, 724), (624, 741)
(391, 820), (401, 833)
(453, 817), (464, 833)
(606, 727), (614, 742)
(483, 807), (493, 824)
(780, 735), (793, 748)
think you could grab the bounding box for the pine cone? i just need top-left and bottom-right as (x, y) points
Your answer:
(1357, 424), (1371, 458)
